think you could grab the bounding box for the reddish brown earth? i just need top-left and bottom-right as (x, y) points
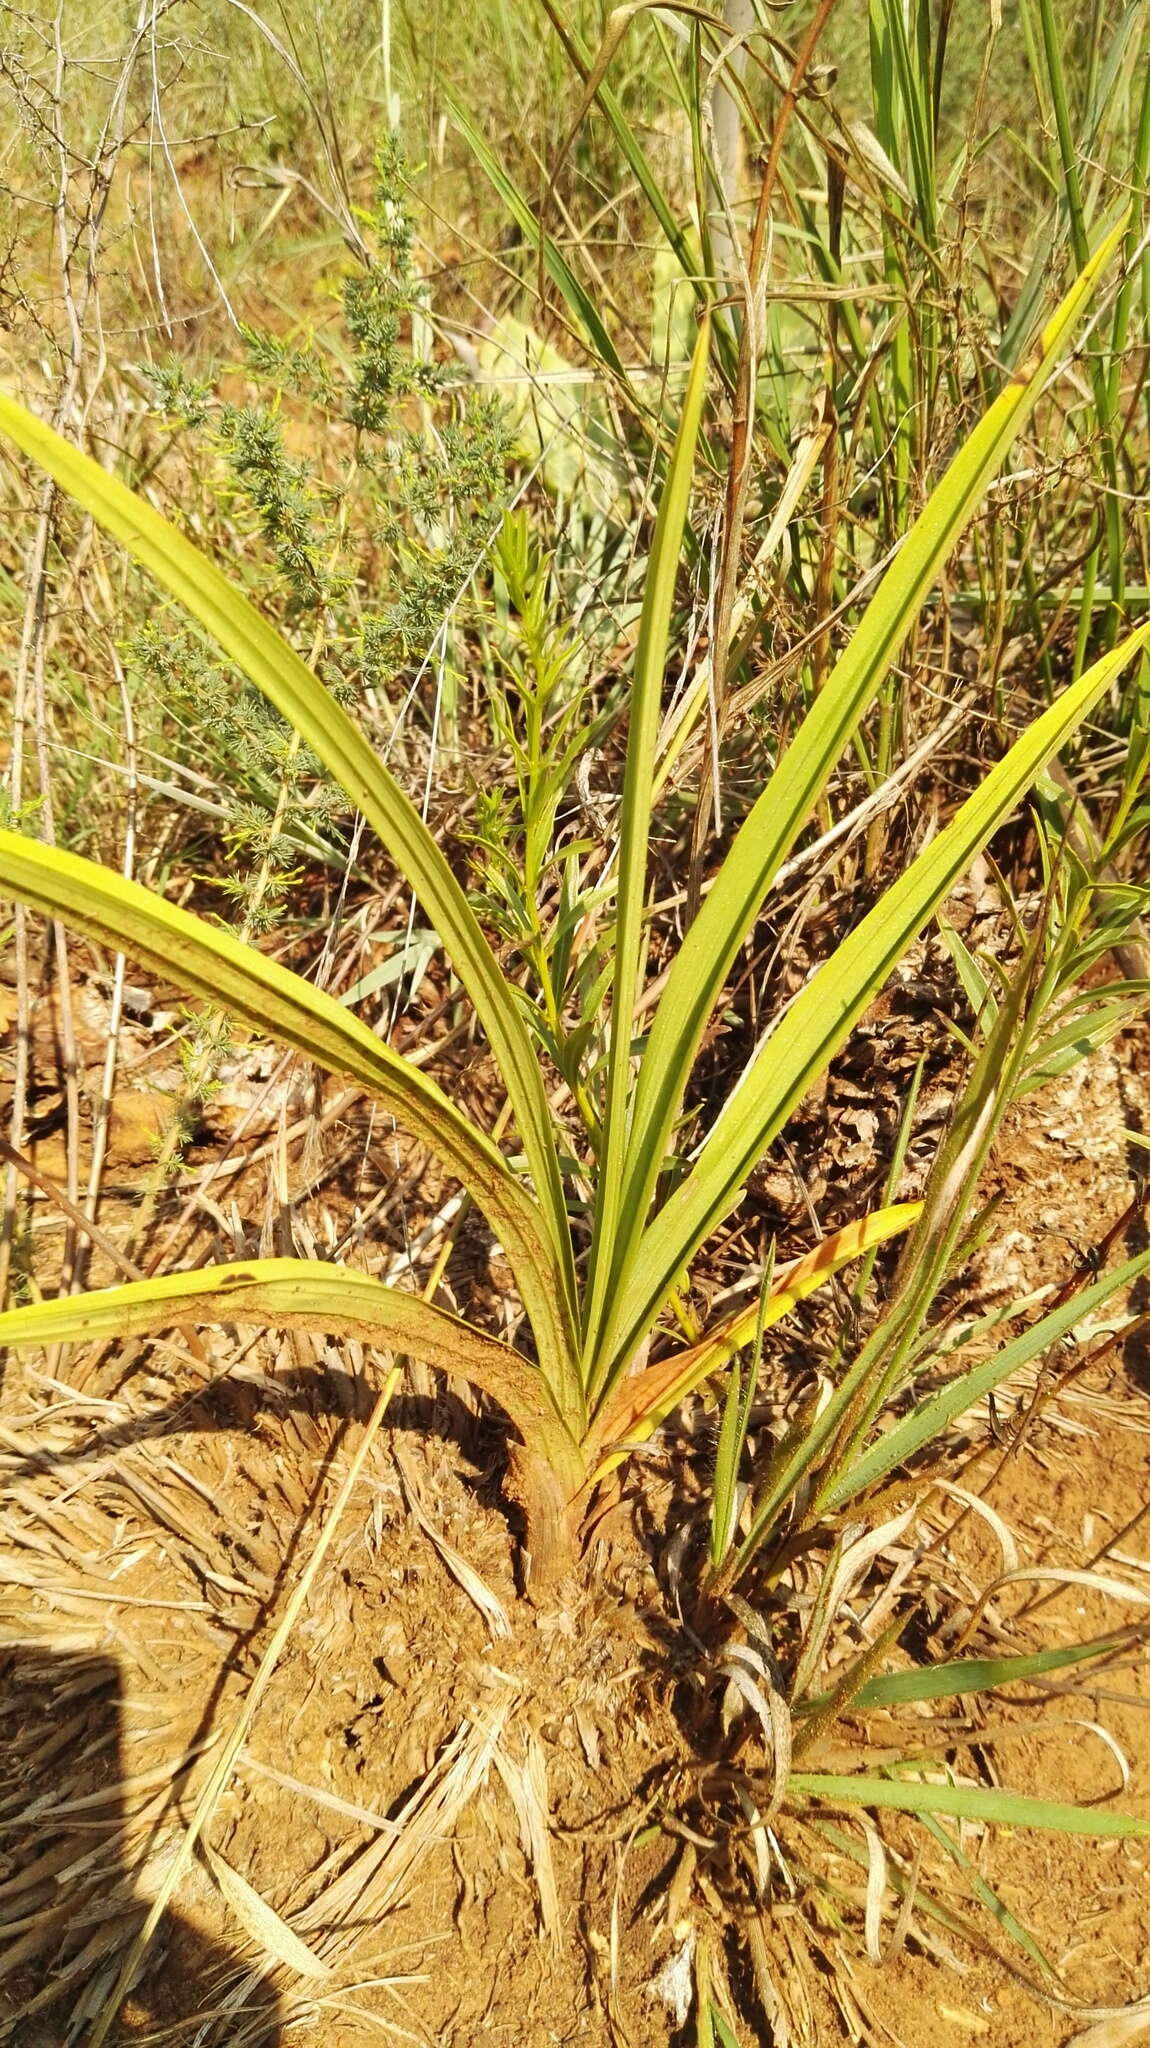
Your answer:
(1, 977), (1149, 2047)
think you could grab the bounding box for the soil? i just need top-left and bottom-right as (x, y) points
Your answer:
(2, 971), (1149, 2048)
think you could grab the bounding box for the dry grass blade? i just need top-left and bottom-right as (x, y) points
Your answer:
(932, 1481), (1020, 1576)
(394, 1445), (511, 1639)
(84, 1366), (401, 2047)
(200, 1840), (331, 1980)
(719, 1593), (793, 1814)
(791, 1507), (917, 1703)
(1066, 2014), (1150, 2048)
(494, 1727), (562, 1947)
(236, 1756), (402, 1840)
(952, 1565), (1150, 1653)
(860, 1817), (888, 1966)
(292, 1707), (513, 1958)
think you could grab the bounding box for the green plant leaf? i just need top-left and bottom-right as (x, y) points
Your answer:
(823, 1237), (1150, 1509)
(725, 1200), (1150, 1585)
(582, 315), (711, 1378)
(445, 92), (631, 388)
(800, 1628), (1143, 1713)
(707, 2006), (741, 2048)
(789, 1771), (1150, 1838)
(0, 390), (577, 1333)
(602, 615), (1150, 1384)
(591, 1203), (920, 1454)
(589, 213), (1132, 1386)
(0, 828), (581, 1419)
(536, 2), (716, 326)
(914, 1806), (1056, 1977)
(0, 1258), (581, 1460)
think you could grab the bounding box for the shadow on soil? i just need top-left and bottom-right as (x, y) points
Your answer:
(0, 1364), (493, 1483)
(0, 1645), (283, 2046)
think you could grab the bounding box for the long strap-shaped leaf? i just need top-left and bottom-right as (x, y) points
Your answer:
(0, 829), (581, 1423)
(0, 391), (577, 1328)
(591, 1202), (921, 1459)
(581, 317), (711, 1372)
(589, 212), (1130, 1382)
(595, 618), (1150, 1385)
(815, 1630), (1145, 1713)
(727, 1232), (1150, 1587)
(822, 1239), (1150, 1509)
(788, 1772), (1150, 1839)
(0, 1259), (583, 1479)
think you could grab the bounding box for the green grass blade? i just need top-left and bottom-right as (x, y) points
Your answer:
(581, 317), (711, 1380)
(915, 1808), (1056, 1976)
(1034, 0), (1125, 627)
(801, 1629), (1142, 1712)
(1108, 58), (1150, 418)
(936, 915), (998, 1030)
(0, 829), (580, 1417)
(707, 2008), (740, 2048)
(537, 2), (708, 311)
(710, 1251), (776, 1574)
(1036, 0), (1091, 273)
(602, 618), (1150, 1384)
(0, 393), (577, 1331)
(876, 0), (937, 245)
(445, 92), (631, 388)
(823, 1237), (1150, 1510)
(822, 915), (1050, 1487)
(811, 1810), (1048, 1964)
(534, 4), (740, 392)
(0, 1259), (578, 1457)
(789, 1771), (1150, 1839)
(731, 1238), (1150, 1579)
(588, 214), (1130, 1385)
(709, 1353), (751, 1573)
